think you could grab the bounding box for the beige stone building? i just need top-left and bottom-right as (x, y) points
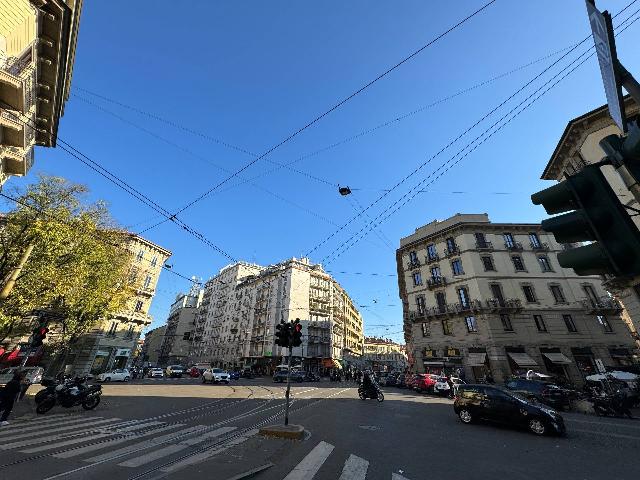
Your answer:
(397, 214), (636, 385)
(541, 97), (640, 347)
(67, 234), (171, 374)
(363, 337), (407, 372)
(157, 288), (203, 367)
(1, 0), (83, 187)
(189, 258), (364, 373)
(140, 325), (166, 367)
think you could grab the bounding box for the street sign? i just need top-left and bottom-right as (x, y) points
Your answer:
(586, 1), (627, 132)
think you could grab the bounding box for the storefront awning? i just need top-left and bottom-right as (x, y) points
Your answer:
(542, 352), (572, 365)
(466, 352), (487, 367)
(508, 352), (538, 367)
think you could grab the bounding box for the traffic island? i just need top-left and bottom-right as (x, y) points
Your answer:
(259, 424), (305, 440)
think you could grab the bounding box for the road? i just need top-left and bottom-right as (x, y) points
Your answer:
(1, 377), (639, 480)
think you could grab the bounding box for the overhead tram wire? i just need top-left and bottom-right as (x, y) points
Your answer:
(135, 1), (498, 233)
(320, 9), (640, 265)
(305, 0), (640, 262)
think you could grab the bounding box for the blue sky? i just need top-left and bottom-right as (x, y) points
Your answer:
(4, 0), (640, 342)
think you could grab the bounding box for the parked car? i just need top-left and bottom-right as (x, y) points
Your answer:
(304, 371), (321, 382)
(165, 365), (185, 378)
(273, 369), (305, 383)
(384, 375), (397, 387)
(202, 368), (230, 384)
(229, 371), (240, 380)
(454, 384), (566, 436)
(241, 368), (254, 379)
(0, 366), (44, 386)
(396, 374), (407, 388)
(96, 368), (131, 382)
(148, 368), (164, 378)
(434, 376), (451, 395)
(504, 378), (571, 410)
(414, 374), (438, 393)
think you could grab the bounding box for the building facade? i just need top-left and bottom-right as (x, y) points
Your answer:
(541, 97), (640, 347)
(157, 288), (203, 366)
(189, 258), (364, 373)
(66, 234), (171, 374)
(140, 325), (166, 367)
(0, 0), (83, 188)
(397, 213), (636, 385)
(363, 337), (407, 372)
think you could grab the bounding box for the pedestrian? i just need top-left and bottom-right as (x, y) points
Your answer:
(0, 370), (25, 425)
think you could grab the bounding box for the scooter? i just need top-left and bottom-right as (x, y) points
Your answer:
(36, 376), (102, 414)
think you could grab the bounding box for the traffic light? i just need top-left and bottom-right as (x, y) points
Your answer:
(30, 323), (49, 349)
(291, 318), (303, 347)
(531, 164), (640, 276)
(275, 320), (289, 348)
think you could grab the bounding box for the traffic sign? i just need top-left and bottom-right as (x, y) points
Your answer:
(586, 1), (627, 132)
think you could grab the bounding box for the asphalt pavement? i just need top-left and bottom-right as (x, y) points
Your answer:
(1, 377), (639, 480)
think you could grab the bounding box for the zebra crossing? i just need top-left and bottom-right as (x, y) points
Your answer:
(282, 440), (413, 480)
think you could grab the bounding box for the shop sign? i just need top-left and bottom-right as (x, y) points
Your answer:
(115, 348), (131, 357)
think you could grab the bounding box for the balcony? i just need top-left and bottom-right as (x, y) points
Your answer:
(486, 298), (522, 313)
(1, 146), (34, 177)
(474, 241), (493, 250)
(0, 50), (36, 113)
(580, 297), (623, 315)
(505, 242), (523, 251)
(407, 259), (421, 270)
(444, 245), (460, 258)
(530, 242), (549, 251)
(427, 276), (447, 290)
(425, 254), (439, 265)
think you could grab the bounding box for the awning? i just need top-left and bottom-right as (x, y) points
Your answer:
(423, 361), (445, 366)
(466, 352), (487, 367)
(542, 352), (572, 365)
(507, 352), (538, 367)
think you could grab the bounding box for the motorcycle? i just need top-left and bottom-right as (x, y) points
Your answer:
(358, 383), (384, 402)
(36, 376), (102, 414)
(590, 390), (634, 418)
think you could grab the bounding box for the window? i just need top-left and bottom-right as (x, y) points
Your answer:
(550, 285), (566, 303)
(136, 249), (144, 262)
(451, 259), (464, 275)
(183, 332), (192, 341)
(563, 314), (577, 333)
(597, 315), (613, 333)
(529, 232), (541, 248)
(465, 316), (478, 333)
(442, 319), (453, 335)
(481, 256), (495, 271)
(416, 296), (425, 314)
(143, 275), (152, 290)
(151, 256), (158, 268)
(125, 325), (134, 338)
(490, 283), (505, 305)
(435, 292), (446, 313)
(421, 322), (430, 337)
(446, 237), (457, 251)
(430, 266), (441, 279)
(522, 285), (537, 303)
(533, 315), (547, 332)
(503, 233), (515, 248)
(409, 251), (418, 264)
(474, 232), (487, 246)
(511, 255), (525, 271)
(426, 244), (437, 260)
(538, 256), (552, 272)
(413, 272), (422, 286)
(107, 321), (117, 336)
(135, 300), (143, 312)
(583, 285), (598, 306)
(457, 287), (470, 309)
(500, 314), (514, 331)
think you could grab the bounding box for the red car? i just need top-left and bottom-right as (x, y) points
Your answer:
(414, 373), (438, 393)
(188, 366), (204, 378)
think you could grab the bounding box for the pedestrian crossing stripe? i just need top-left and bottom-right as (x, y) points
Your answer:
(0, 418), (121, 448)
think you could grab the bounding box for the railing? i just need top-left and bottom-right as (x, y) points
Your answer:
(530, 242), (549, 251)
(505, 242), (523, 251)
(407, 259), (421, 269)
(444, 245), (460, 257)
(486, 298), (522, 312)
(427, 276), (447, 290)
(580, 296), (623, 314)
(425, 254), (439, 265)
(475, 241), (493, 250)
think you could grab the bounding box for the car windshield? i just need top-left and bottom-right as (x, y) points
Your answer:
(212, 369), (224, 373)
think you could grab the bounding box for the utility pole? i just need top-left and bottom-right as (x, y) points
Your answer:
(0, 243), (34, 301)
(284, 343), (292, 426)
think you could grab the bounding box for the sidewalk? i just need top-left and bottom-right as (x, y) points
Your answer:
(6, 392), (38, 422)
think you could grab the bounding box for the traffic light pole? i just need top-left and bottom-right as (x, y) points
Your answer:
(284, 346), (292, 426)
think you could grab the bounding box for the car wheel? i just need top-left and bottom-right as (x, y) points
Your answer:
(416, 387), (422, 393)
(201, 377), (206, 383)
(104, 377), (111, 382)
(528, 418), (547, 436)
(124, 376), (130, 382)
(459, 409), (473, 424)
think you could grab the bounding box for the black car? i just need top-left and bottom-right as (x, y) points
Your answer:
(504, 379), (571, 410)
(273, 370), (305, 383)
(453, 384), (566, 436)
(396, 374), (406, 388)
(304, 371), (321, 382)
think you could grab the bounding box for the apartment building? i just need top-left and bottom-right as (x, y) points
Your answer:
(397, 213), (636, 385)
(363, 337), (407, 372)
(157, 288), (203, 366)
(1, 0), (83, 187)
(541, 96), (640, 346)
(140, 325), (166, 366)
(189, 258), (364, 373)
(66, 234), (171, 374)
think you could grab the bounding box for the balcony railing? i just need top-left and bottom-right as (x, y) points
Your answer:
(486, 298), (522, 312)
(444, 245), (460, 257)
(475, 241), (493, 250)
(505, 242), (523, 251)
(530, 242), (549, 251)
(425, 254), (439, 265)
(407, 259), (421, 269)
(580, 297), (623, 314)
(427, 276), (447, 290)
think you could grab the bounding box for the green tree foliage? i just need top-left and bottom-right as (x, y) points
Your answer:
(0, 175), (134, 347)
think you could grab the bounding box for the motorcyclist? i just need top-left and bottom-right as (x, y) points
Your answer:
(362, 370), (376, 396)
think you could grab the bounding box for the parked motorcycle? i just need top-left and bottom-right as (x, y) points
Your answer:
(36, 376), (102, 414)
(358, 384), (384, 402)
(590, 390), (634, 419)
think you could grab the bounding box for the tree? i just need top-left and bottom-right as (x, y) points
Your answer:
(0, 175), (135, 349)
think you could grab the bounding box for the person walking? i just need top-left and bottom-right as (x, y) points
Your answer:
(0, 370), (25, 425)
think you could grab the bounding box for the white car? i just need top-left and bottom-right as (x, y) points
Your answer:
(148, 368), (164, 378)
(434, 376), (451, 395)
(97, 368), (131, 382)
(202, 368), (230, 384)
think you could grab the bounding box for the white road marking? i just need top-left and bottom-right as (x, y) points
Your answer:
(571, 428), (640, 441)
(0, 418), (121, 448)
(566, 418), (640, 430)
(283, 441), (335, 480)
(338, 454), (369, 480)
(392, 474), (412, 480)
(53, 424), (184, 459)
(21, 433), (114, 453)
(117, 426), (236, 467)
(1, 416), (103, 435)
